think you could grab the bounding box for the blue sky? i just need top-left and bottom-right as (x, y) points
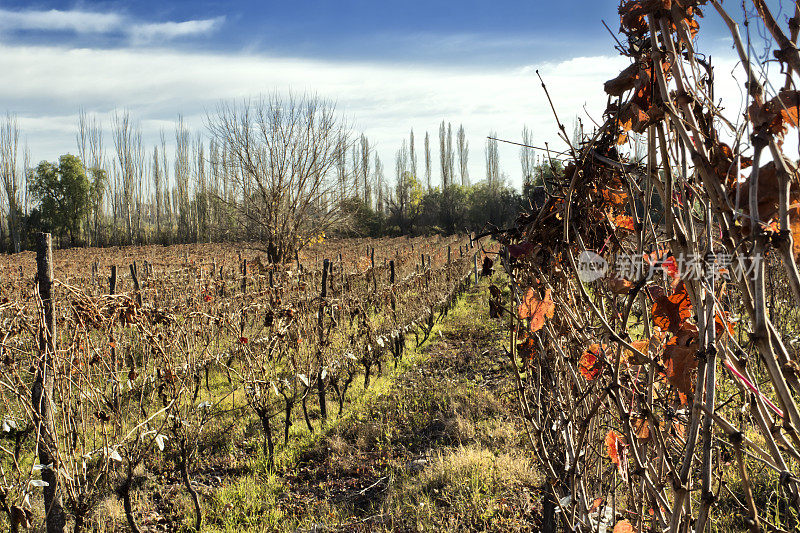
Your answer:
(0, 1), (625, 62)
(0, 1), (779, 189)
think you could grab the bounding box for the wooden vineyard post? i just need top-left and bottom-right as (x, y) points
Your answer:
(328, 257), (335, 294)
(109, 265), (117, 294)
(129, 262), (141, 306)
(34, 233), (66, 533)
(317, 258), (329, 421)
(338, 252), (344, 291)
(389, 260), (396, 312)
(239, 258), (247, 338)
(473, 253), (479, 285)
(447, 246), (451, 282)
(108, 263), (120, 407)
(241, 256), (247, 293)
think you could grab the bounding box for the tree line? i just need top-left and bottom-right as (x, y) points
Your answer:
(0, 93), (564, 257)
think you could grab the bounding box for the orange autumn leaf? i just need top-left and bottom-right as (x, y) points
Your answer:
(791, 204), (800, 261)
(613, 519), (636, 533)
(633, 416), (650, 440)
(518, 287), (555, 333)
(662, 325), (699, 403)
(644, 249), (679, 280)
(606, 429), (623, 465)
(749, 89), (800, 135)
(614, 214), (636, 232)
(517, 335), (537, 360)
(579, 344), (606, 381)
(605, 429), (628, 481)
(619, 1), (648, 36)
(651, 281), (693, 334)
(601, 187), (628, 206)
(715, 309), (735, 338)
(604, 63), (639, 96)
(589, 497), (603, 513)
(737, 162), (792, 233)
(625, 330), (666, 364)
(624, 339), (650, 365)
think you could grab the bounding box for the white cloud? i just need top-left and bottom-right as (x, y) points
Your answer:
(0, 8), (223, 44)
(0, 8), (123, 33)
(129, 17), (226, 45)
(4, 40), (755, 190)
(0, 41), (635, 188)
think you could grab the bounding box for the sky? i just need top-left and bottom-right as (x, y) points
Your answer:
(0, 1), (786, 190)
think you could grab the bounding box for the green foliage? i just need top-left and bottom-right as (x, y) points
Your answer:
(390, 171), (424, 233)
(340, 196), (385, 237)
(345, 168), (569, 237)
(29, 154), (94, 244)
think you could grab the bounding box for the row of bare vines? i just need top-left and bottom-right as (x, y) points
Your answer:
(0, 235), (480, 532)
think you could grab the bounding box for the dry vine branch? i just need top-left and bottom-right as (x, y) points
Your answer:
(497, 1), (800, 531)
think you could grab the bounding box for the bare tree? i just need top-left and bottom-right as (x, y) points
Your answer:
(336, 133), (348, 203)
(359, 134), (371, 207)
(456, 124), (468, 186)
(446, 123), (455, 187)
(160, 131), (171, 235)
(112, 111), (144, 244)
(0, 114), (22, 252)
(424, 131), (432, 190)
(392, 140), (417, 233)
(374, 153), (384, 213)
(350, 143), (361, 201)
(485, 133), (499, 186)
(76, 108), (90, 246)
(152, 144), (163, 238)
(409, 129), (417, 178)
(439, 121), (449, 188)
(174, 116), (191, 242)
(208, 92), (350, 262)
(520, 125), (535, 188)
(193, 135), (207, 241)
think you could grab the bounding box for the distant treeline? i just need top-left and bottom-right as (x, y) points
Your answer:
(0, 94), (564, 256)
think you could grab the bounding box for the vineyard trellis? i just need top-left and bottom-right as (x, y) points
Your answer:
(498, 1), (800, 531)
(0, 234), (486, 532)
